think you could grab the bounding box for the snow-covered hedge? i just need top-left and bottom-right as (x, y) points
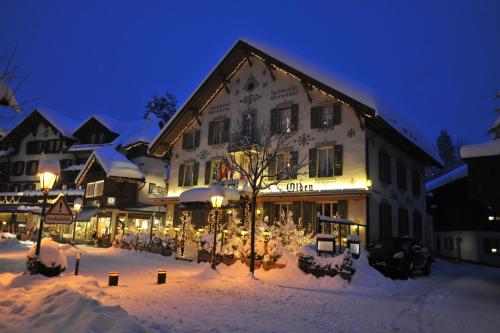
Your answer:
(27, 237), (67, 269)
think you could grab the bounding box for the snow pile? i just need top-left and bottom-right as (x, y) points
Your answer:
(27, 238), (68, 269)
(0, 232), (16, 239)
(460, 140), (500, 159)
(0, 237), (33, 252)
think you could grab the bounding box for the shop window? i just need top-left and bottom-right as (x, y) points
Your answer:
(411, 169), (421, 196)
(44, 139), (63, 153)
(271, 104), (298, 134)
(398, 208), (409, 237)
(25, 160), (39, 175)
(273, 203), (292, 222)
(483, 238), (500, 255)
(85, 180), (104, 198)
(378, 149), (391, 184)
(182, 130), (200, 150)
(396, 160), (407, 190)
(310, 103), (341, 129)
(11, 161), (25, 176)
(379, 203), (392, 239)
(208, 118), (230, 145)
(26, 140), (44, 155)
(178, 162), (199, 187)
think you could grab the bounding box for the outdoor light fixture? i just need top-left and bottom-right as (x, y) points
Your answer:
(492, 248), (498, 254)
(227, 209), (232, 215)
(256, 209), (261, 216)
(72, 197), (83, 245)
(34, 158), (61, 259)
(157, 270), (167, 284)
(108, 272), (119, 286)
(240, 229), (248, 237)
(488, 216), (495, 221)
(262, 230), (271, 240)
(210, 183), (225, 270)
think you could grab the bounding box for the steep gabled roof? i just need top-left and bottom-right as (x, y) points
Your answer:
(113, 118), (159, 148)
(73, 114), (132, 136)
(75, 147), (145, 186)
(0, 108), (80, 142)
(148, 39), (442, 167)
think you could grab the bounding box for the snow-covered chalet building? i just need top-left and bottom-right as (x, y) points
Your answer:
(149, 40), (443, 247)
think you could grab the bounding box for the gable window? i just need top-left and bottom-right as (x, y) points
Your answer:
(26, 140), (44, 155)
(396, 160), (407, 190)
(182, 130), (200, 150)
(25, 160), (39, 175)
(411, 169), (421, 196)
(11, 161), (25, 176)
(271, 104), (299, 134)
(378, 149), (391, 184)
(44, 139), (63, 154)
(308, 145), (343, 178)
(208, 119), (230, 145)
(85, 180), (104, 198)
(311, 103), (341, 129)
(178, 162), (199, 187)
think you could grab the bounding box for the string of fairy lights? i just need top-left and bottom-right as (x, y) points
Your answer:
(153, 47), (360, 158)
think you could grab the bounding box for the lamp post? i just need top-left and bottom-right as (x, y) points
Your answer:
(210, 183), (224, 270)
(72, 197), (83, 245)
(35, 158), (60, 257)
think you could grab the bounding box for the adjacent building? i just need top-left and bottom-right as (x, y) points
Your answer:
(149, 40), (442, 247)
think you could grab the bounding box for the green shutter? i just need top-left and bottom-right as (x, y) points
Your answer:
(311, 106), (321, 129)
(178, 164), (185, 187)
(338, 200), (348, 219)
(291, 104), (299, 132)
(270, 108), (278, 134)
(204, 160), (212, 185)
(194, 130), (200, 148)
(208, 121), (214, 145)
(333, 102), (341, 125)
(290, 151), (298, 179)
(192, 162), (199, 186)
(268, 156), (276, 181)
(309, 148), (317, 178)
(334, 144), (343, 176)
(223, 118), (230, 142)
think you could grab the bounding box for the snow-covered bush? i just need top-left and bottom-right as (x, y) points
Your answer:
(263, 239), (283, 263)
(27, 238), (67, 276)
(271, 210), (314, 254)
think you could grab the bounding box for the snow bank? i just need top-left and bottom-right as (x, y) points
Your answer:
(0, 232), (16, 239)
(27, 238), (67, 269)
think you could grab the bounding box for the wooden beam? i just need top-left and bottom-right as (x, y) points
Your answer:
(300, 81), (313, 103)
(264, 61), (276, 81)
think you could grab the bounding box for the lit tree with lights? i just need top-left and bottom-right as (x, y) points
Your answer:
(225, 119), (306, 274)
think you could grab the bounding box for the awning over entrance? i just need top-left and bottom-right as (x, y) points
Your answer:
(76, 208), (99, 222)
(179, 187), (240, 206)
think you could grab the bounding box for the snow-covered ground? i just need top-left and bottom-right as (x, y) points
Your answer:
(1, 240), (500, 333)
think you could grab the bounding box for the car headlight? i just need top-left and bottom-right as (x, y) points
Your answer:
(392, 251), (404, 259)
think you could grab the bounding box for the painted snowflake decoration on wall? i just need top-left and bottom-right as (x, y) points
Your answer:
(198, 149), (210, 160)
(347, 128), (356, 138)
(294, 133), (313, 147)
(242, 74), (260, 92)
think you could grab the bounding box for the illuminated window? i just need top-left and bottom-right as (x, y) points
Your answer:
(318, 147), (334, 177)
(85, 180), (104, 198)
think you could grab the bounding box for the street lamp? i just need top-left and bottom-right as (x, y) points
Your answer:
(72, 197), (83, 245)
(35, 158), (60, 257)
(210, 183), (224, 270)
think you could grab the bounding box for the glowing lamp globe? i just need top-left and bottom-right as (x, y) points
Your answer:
(73, 197), (83, 212)
(210, 195), (224, 208)
(38, 158), (60, 191)
(209, 183), (225, 209)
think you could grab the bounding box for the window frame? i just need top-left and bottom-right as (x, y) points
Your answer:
(85, 180), (104, 198)
(25, 160), (39, 176)
(317, 147), (334, 178)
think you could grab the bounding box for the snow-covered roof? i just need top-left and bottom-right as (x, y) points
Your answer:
(75, 147), (145, 185)
(179, 186), (240, 205)
(114, 118), (159, 148)
(460, 140), (500, 159)
(75, 114), (133, 135)
(67, 143), (115, 152)
(425, 164), (468, 192)
(149, 39), (442, 166)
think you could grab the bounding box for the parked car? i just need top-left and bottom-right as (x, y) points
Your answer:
(368, 237), (431, 278)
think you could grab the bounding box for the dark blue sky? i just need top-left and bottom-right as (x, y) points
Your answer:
(2, 0), (499, 145)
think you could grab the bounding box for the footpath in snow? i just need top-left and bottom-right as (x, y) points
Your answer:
(1, 238), (500, 332)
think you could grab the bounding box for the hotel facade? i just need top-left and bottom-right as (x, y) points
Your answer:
(149, 40), (442, 247)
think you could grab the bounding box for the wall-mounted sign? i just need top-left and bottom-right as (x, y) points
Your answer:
(270, 86), (299, 100)
(286, 183), (313, 193)
(107, 197), (116, 205)
(45, 195), (73, 224)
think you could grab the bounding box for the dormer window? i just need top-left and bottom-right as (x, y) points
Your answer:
(182, 130), (200, 150)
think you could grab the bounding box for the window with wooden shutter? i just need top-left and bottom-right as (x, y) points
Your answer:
(333, 102), (341, 125)
(194, 130), (200, 148)
(208, 122), (214, 145)
(318, 147), (334, 177)
(26, 140), (44, 155)
(396, 160), (407, 190)
(398, 208), (409, 237)
(291, 104), (299, 131)
(310, 106), (321, 129)
(378, 149), (392, 184)
(413, 212), (422, 240)
(192, 162), (199, 186)
(309, 148), (317, 178)
(204, 160), (212, 185)
(379, 203), (392, 239)
(25, 160), (39, 175)
(178, 164), (185, 187)
(334, 145), (343, 176)
(270, 108), (278, 134)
